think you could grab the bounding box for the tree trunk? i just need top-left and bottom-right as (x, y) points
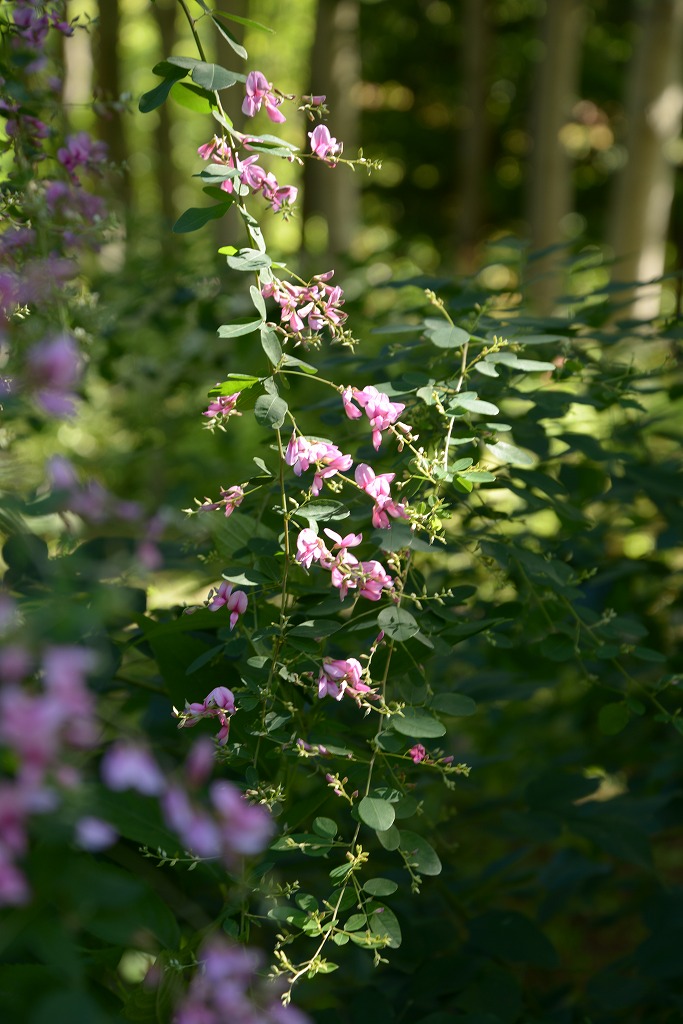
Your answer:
(526, 0), (584, 314)
(607, 0), (683, 320)
(152, 0), (178, 235)
(302, 0), (361, 264)
(95, 0), (130, 213)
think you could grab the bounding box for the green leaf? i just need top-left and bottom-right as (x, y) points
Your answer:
(485, 440), (536, 466)
(453, 392), (500, 416)
(221, 568), (271, 586)
(312, 817), (338, 839)
(191, 62), (242, 91)
(170, 80), (215, 113)
(211, 14), (248, 58)
(377, 606), (420, 642)
(261, 329), (283, 365)
(369, 903), (402, 948)
(292, 501), (350, 522)
(376, 825), (401, 850)
(430, 693), (476, 717)
(392, 708), (446, 738)
(281, 353), (318, 374)
(173, 203), (231, 233)
(254, 394), (288, 429)
(363, 878), (399, 896)
(358, 796), (396, 832)
(598, 702), (630, 735)
(345, 913), (368, 932)
(217, 318), (263, 339)
(208, 375), (260, 397)
(426, 324), (469, 348)
(139, 67), (187, 112)
(226, 248), (272, 272)
(399, 830), (442, 876)
(250, 285), (267, 319)
(212, 10), (274, 33)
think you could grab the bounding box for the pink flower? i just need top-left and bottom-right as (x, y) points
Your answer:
(203, 391), (242, 422)
(286, 434), (353, 494)
(296, 527), (332, 569)
(317, 657), (363, 700)
(199, 484), (245, 518)
(309, 124), (341, 161)
(409, 744), (427, 763)
(197, 135), (230, 161)
(242, 70), (286, 123)
(355, 463), (408, 529)
(101, 742), (166, 796)
(176, 685), (236, 746)
(206, 582), (248, 630)
(358, 560), (394, 601)
(263, 272), (346, 339)
(343, 385), (409, 450)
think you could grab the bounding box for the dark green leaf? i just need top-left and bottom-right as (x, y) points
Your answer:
(173, 203), (231, 234)
(399, 830), (442, 875)
(254, 394), (288, 429)
(377, 606), (420, 642)
(391, 708), (446, 738)
(363, 878), (399, 896)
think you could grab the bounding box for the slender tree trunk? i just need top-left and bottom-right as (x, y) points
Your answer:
(455, 0), (492, 272)
(95, 0), (130, 212)
(526, 0), (584, 313)
(303, 0), (361, 263)
(607, 0), (683, 320)
(152, 0), (178, 235)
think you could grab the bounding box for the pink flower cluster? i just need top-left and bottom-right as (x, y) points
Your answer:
(198, 484), (245, 518)
(203, 392), (242, 422)
(197, 136), (297, 213)
(174, 686), (236, 746)
(286, 434), (352, 494)
(355, 463), (408, 529)
(172, 937), (309, 1024)
(242, 70), (286, 123)
(317, 657), (377, 703)
(207, 582), (249, 630)
(296, 527), (394, 602)
(309, 124), (341, 162)
(0, 642), (99, 905)
(343, 385), (411, 451)
(262, 271), (347, 339)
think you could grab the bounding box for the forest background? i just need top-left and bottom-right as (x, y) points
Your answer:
(2, 1), (683, 1023)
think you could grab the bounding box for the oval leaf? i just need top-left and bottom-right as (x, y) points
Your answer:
(173, 203), (230, 234)
(191, 62), (241, 91)
(218, 318), (263, 339)
(363, 878), (399, 897)
(358, 796), (395, 832)
(426, 324), (469, 349)
(254, 394), (288, 429)
(485, 440), (536, 466)
(377, 606), (420, 642)
(399, 830), (442, 876)
(392, 708), (446, 739)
